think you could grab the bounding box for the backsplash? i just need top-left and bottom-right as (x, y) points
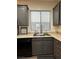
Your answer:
(51, 26), (61, 34)
(18, 26), (61, 34)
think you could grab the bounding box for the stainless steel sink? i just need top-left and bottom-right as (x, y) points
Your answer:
(33, 33), (50, 36)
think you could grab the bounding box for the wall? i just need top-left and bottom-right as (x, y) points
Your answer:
(51, 26), (61, 34)
(17, 0), (59, 32)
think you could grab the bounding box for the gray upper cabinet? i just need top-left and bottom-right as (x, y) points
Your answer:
(53, 2), (61, 26)
(17, 5), (29, 26)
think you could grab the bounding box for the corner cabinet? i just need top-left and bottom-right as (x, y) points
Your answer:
(17, 5), (29, 26)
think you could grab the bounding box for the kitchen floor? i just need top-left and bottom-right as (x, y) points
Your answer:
(17, 56), (37, 59)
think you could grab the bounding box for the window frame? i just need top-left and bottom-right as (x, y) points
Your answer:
(30, 10), (51, 32)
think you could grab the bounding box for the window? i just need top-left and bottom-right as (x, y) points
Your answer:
(31, 11), (51, 32)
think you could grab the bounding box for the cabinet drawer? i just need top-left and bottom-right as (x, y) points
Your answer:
(37, 55), (54, 59)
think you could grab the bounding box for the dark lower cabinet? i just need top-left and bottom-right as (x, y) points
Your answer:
(37, 55), (54, 59)
(40, 38), (54, 55)
(32, 37), (54, 55)
(54, 38), (61, 59)
(36, 37), (54, 59)
(17, 37), (61, 59)
(17, 38), (32, 57)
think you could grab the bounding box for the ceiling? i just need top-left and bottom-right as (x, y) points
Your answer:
(31, 0), (58, 2)
(17, 0), (60, 9)
(17, 0), (60, 2)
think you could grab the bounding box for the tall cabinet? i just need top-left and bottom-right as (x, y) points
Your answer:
(17, 5), (29, 35)
(53, 2), (61, 26)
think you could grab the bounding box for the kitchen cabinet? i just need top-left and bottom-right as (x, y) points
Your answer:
(17, 38), (32, 57)
(17, 5), (29, 26)
(54, 38), (61, 59)
(32, 38), (42, 55)
(53, 2), (61, 26)
(40, 39), (54, 55)
(32, 37), (54, 55)
(37, 55), (54, 59)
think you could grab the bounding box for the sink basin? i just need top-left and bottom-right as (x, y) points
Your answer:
(33, 33), (50, 36)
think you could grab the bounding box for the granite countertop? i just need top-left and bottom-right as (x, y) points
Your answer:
(48, 32), (61, 41)
(17, 34), (52, 38)
(17, 32), (61, 41)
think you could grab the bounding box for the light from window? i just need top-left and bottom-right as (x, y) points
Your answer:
(31, 11), (51, 32)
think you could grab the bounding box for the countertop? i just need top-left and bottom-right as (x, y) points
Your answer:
(48, 32), (61, 41)
(17, 32), (61, 41)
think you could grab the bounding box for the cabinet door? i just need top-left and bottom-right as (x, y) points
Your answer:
(39, 37), (54, 55)
(17, 5), (28, 26)
(53, 3), (59, 26)
(59, 2), (61, 25)
(17, 38), (32, 57)
(32, 38), (42, 55)
(53, 2), (61, 26)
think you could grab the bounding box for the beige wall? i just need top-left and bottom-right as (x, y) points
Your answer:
(51, 26), (61, 33)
